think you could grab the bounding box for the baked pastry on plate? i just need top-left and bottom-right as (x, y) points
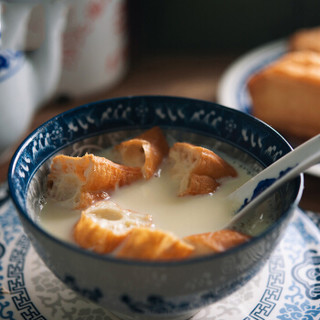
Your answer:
(248, 50), (320, 139)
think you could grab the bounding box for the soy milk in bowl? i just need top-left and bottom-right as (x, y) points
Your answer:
(39, 144), (256, 243)
(38, 126), (277, 261)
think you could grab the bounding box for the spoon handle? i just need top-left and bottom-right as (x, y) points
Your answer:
(228, 134), (320, 220)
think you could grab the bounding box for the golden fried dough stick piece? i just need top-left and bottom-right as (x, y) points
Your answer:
(184, 229), (250, 257)
(115, 126), (169, 179)
(248, 51), (320, 139)
(169, 142), (237, 196)
(73, 200), (153, 254)
(48, 153), (143, 209)
(115, 227), (194, 261)
(289, 27), (320, 53)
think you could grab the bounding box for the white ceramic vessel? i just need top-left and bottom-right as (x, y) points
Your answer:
(57, 0), (128, 98)
(8, 0), (128, 98)
(0, 0), (67, 162)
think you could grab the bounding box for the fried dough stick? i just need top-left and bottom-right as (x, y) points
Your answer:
(48, 154), (143, 209)
(48, 127), (169, 209)
(74, 200), (153, 254)
(115, 227), (194, 261)
(184, 229), (251, 257)
(169, 142), (237, 196)
(116, 126), (169, 179)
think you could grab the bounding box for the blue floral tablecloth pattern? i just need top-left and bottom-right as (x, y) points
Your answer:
(1, 182), (320, 320)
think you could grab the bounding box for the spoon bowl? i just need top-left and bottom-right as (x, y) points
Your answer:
(227, 134), (320, 228)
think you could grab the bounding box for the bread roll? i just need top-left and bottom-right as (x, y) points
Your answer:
(248, 51), (320, 138)
(290, 27), (320, 53)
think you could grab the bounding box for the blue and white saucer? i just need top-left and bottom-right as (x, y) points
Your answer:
(1, 183), (320, 320)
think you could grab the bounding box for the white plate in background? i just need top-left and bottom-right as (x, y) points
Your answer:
(216, 39), (320, 177)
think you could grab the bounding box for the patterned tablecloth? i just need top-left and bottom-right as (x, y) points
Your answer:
(1, 183), (320, 320)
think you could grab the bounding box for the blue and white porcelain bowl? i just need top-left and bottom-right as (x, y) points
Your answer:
(8, 96), (303, 320)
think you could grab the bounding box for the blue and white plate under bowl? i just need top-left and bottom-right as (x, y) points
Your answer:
(1, 182), (320, 320)
(216, 39), (320, 177)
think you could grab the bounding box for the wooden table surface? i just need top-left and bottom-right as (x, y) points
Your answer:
(1, 54), (319, 213)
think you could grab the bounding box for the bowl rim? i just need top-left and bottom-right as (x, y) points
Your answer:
(7, 95), (304, 267)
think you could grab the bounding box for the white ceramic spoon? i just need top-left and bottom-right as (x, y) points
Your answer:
(226, 134), (320, 228)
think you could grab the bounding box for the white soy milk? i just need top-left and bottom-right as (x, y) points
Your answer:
(39, 153), (253, 242)
(111, 160), (251, 238)
(39, 200), (81, 243)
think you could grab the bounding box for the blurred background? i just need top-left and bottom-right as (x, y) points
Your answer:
(127, 0), (320, 59)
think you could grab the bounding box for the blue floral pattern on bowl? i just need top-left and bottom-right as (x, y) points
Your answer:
(7, 96), (303, 320)
(10, 96), (297, 206)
